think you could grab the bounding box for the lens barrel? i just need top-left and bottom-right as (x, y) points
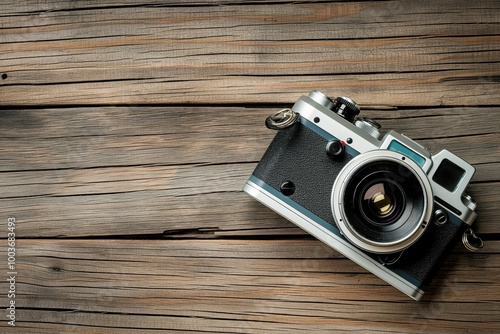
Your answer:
(331, 150), (433, 254)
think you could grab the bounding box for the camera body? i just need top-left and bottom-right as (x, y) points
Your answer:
(243, 91), (477, 300)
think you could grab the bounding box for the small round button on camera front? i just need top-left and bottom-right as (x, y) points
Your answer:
(434, 209), (448, 226)
(280, 181), (296, 196)
(326, 139), (344, 159)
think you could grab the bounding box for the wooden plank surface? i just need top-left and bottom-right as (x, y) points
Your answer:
(0, 106), (498, 238)
(1, 0), (499, 333)
(1, 0), (499, 106)
(8, 239), (500, 333)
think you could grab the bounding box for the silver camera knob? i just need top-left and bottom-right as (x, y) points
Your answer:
(307, 91), (361, 123)
(462, 193), (477, 211)
(355, 117), (381, 139)
(308, 90), (335, 109)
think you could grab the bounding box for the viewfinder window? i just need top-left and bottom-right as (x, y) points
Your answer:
(432, 159), (465, 192)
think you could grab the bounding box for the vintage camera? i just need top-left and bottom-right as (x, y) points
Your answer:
(243, 91), (478, 300)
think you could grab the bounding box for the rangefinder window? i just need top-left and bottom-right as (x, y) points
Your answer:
(432, 159), (465, 192)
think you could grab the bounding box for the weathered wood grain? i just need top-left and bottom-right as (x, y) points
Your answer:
(1, 105), (498, 171)
(1, 0), (499, 106)
(0, 0), (372, 13)
(0, 105), (498, 237)
(0, 239), (498, 333)
(0, 1), (499, 332)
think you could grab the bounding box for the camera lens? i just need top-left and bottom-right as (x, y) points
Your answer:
(343, 161), (424, 244)
(331, 150), (433, 254)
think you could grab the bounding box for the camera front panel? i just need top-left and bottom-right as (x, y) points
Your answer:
(252, 120), (355, 228)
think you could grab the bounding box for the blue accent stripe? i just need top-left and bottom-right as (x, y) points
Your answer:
(299, 117), (360, 157)
(387, 140), (426, 167)
(247, 174), (423, 288)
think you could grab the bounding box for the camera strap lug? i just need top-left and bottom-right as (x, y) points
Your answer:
(378, 251), (404, 266)
(265, 108), (299, 130)
(462, 228), (484, 252)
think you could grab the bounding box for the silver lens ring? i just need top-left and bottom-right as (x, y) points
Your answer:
(331, 150), (433, 254)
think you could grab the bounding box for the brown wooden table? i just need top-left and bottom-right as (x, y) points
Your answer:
(1, 1), (499, 332)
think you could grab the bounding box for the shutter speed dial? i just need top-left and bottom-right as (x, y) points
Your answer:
(331, 96), (360, 122)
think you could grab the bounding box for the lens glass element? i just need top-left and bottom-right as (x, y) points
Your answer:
(364, 183), (396, 219)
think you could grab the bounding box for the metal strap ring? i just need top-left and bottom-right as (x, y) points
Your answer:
(265, 108), (299, 130)
(462, 228), (484, 252)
